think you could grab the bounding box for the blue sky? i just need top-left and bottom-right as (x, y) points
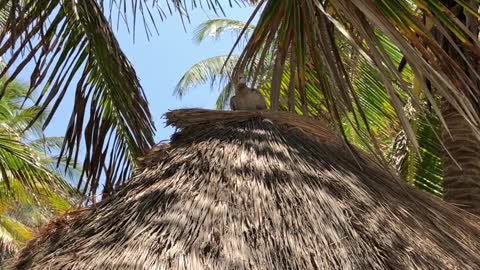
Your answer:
(39, 5), (254, 142)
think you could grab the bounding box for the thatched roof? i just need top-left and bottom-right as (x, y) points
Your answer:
(14, 109), (480, 269)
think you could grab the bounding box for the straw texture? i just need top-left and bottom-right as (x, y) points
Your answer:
(14, 109), (480, 270)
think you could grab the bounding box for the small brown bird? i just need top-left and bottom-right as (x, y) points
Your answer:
(230, 74), (267, 111)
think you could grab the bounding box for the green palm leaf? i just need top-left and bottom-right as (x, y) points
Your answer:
(0, 177), (75, 256)
(231, 0), (480, 162)
(389, 108), (443, 197)
(177, 15), (447, 197)
(0, 132), (68, 192)
(0, 215), (31, 255)
(175, 18), (257, 99)
(410, 114), (443, 196)
(0, 80), (72, 196)
(176, 18), (273, 109)
(174, 56), (239, 98)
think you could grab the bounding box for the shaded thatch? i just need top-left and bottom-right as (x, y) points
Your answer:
(14, 109), (480, 269)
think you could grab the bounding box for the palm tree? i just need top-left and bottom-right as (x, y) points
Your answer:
(0, 1), (156, 200)
(0, 78), (79, 258)
(232, 0), (480, 215)
(174, 19), (254, 109)
(176, 18), (444, 197)
(0, 1), (479, 214)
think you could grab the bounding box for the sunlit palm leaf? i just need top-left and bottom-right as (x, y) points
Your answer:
(176, 18), (275, 109)
(0, 1), (9, 30)
(390, 110), (443, 197)
(0, 74), (77, 257)
(28, 136), (65, 154)
(28, 136), (83, 187)
(0, 0), (155, 197)
(0, 178), (73, 215)
(8, 107), (45, 137)
(193, 19), (255, 44)
(175, 18), (257, 99)
(174, 56), (238, 98)
(0, 177), (74, 255)
(0, 215), (31, 255)
(410, 114), (443, 196)
(0, 75), (76, 201)
(0, 132), (69, 193)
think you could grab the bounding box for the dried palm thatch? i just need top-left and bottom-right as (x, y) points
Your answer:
(13, 109), (480, 269)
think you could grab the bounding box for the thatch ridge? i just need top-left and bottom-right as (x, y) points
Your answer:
(14, 109), (480, 269)
(166, 109), (339, 144)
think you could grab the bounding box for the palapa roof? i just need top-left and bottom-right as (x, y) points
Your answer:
(14, 109), (480, 269)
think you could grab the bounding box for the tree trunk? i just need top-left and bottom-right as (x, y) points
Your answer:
(441, 100), (480, 215)
(439, 1), (480, 215)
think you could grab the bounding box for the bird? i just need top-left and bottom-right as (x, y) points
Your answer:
(230, 74), (267, 111)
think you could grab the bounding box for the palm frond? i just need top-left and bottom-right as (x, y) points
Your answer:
(0, 75), (76, 216)
(176, 18), (258, 103)
(215, 82), (235, 109)
(102, 0), (256, 38)
(28, 136), (65, 154)
(233, 0), (480, 161)
(0, 1), (10, 31)
(174, 56), (238, 98)
(390, 110), (443, 196)
(410, 114), (443, 196)
(46, 160), (83, 188)
(0, 132), (69, 193)
(8, 106), (45, 137)
(0, 215), (31, 255)
(193, 19), (255, 44)
(0, 177), (75, 255)
(29, 137), (83, 186)
(0, 180), (72, 256)
(0, 0), (155, 197)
